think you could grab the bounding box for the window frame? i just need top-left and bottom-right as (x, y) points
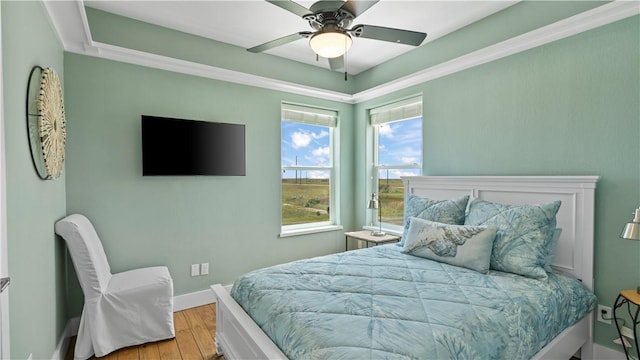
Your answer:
(368, 96), (423, 235)
(280, 103), (341, 237)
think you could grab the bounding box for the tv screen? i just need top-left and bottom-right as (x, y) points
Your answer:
(142, 115), (246, 176)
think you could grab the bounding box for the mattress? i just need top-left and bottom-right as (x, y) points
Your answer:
(231, 245), (596, 360)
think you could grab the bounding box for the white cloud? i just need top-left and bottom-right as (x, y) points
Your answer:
(291, 131), (311, 149)
(312, 130), (329, 140)
(291, 130), (328, 149)
(312, 146), (330, 157)
(306, 170), (330, 179)
(378, 123), (393, 138)
(401, 157), (418, 164)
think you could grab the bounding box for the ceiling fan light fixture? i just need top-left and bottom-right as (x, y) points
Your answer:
(309, 30), (352, 58)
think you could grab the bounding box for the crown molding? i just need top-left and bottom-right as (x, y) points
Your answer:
(43, 0), (639, 104)
(88, 41), (355, 103)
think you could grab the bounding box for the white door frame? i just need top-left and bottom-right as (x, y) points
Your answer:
(0, 3), (11, 358)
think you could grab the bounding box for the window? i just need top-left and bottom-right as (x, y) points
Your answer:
(281, 103), (339, 234)
(370, 96), (423, 230)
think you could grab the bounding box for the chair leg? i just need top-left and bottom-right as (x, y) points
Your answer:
(215, 336), (224, 357)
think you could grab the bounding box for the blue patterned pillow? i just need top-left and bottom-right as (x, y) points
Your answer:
(465, 199), (561, 279)
(399, 194), (469, 246)
(402, 218), (497, 273)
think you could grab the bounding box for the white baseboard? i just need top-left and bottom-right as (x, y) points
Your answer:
(51, 317), (80, 360)
(173, 288), (217, 311)
(54, 286), (231, 359)
(593, 343), (626, 360)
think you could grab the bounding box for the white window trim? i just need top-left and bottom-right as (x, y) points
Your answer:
(280, 224), (344, 238)
(368, 96), (423, 233)
(280, 103), (340, 235)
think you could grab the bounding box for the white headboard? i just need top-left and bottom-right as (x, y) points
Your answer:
(402, 176), (598, 289)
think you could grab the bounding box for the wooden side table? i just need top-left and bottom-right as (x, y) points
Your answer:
(613, 289), (640, 360)
(344, 230), (400, 251)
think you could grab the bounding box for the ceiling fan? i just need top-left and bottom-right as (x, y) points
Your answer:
(247, 0), (427, 73)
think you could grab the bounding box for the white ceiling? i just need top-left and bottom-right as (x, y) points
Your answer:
(85, 0), (517, 74)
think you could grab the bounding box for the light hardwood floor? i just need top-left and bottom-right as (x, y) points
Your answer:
(65, 304), (223, 360)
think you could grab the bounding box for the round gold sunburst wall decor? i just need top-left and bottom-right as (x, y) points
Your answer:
(26, 66), (66, 180)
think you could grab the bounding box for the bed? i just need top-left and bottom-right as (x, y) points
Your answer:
(210, 176), (599, 359)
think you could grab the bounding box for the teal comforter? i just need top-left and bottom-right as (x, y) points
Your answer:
(231, 245), (595, 359)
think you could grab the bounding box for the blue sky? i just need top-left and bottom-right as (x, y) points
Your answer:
(282, 117), (422, 179)
(377, 116), (422, 167)
(282, 121), (330, 179)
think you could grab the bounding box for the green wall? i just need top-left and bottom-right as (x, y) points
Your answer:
(354, 15), (640, 351)
(1, 2), (67, 359)
(63, 54), (355, 315)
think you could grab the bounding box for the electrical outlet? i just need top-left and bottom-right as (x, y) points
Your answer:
(200, 262), (209, 276)
(597, 304), (611, 325)
(621, 326), (635, 339)
(190, 264), (200, 277)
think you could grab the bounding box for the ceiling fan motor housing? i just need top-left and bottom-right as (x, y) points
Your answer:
(307, 0), (355, 31)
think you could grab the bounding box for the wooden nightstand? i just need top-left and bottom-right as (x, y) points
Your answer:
(613, 289), (640, 360)
(344, 230), (400, 251)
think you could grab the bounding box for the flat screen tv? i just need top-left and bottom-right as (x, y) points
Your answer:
(142, 115), (246, 176)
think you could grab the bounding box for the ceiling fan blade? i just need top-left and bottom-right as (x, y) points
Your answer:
(265, 0), (312, 18)
(247, 32), (312, 53)
(350, 24), (426, 46)
(340, 0), (379, 18)
(329, 56), (344, 71)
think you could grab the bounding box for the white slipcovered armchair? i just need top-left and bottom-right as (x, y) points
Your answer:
(55, 214), (175, 359)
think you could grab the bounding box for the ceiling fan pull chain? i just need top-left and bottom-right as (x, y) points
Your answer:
(344, 36), (348, 81)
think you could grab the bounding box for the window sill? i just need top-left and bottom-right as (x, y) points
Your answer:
(280, 225), (344, 238)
